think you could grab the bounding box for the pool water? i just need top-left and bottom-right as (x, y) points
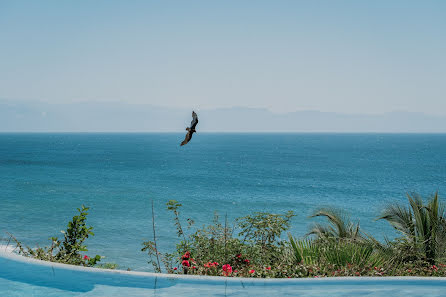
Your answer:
(1, 251), (446, 297)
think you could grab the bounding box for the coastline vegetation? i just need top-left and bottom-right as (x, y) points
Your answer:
(143, 192), (446, 278)
(8, 205), (116, 269)
(6, 192), (446, 278)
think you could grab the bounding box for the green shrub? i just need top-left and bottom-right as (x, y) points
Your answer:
(142, 200), (294, 277)
(10, 205), (103, 267)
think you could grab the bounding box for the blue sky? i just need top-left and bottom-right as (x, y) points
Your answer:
(0, 1), (445, 115)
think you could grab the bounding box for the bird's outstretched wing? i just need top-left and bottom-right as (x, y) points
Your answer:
(180, 130), (192, 146)
(190, 111), (198, 130)
(180, 111), (198, 146)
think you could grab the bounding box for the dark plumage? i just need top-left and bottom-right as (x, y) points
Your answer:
(180, 111), (198, 146)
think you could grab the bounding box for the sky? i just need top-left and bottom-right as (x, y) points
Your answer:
(0, 0), (445, 115)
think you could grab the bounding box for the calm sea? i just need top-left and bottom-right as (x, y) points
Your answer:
(1, 133), (445, 271)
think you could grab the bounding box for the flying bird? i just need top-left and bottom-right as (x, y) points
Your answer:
(180, 111), (198, 146)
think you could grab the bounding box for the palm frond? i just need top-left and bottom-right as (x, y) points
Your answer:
(380, 192), (446, 264)
(310, 208), (348, 238)
(309, 208), (365, 241)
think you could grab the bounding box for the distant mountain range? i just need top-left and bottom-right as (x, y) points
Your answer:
(1, 99), (446, 132)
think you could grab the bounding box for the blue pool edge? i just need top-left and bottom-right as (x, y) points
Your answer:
(2, 250), (446, 286)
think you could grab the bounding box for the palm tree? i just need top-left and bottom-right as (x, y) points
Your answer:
(289, 208), (390, 267)
(307, 208), (365, 242)
(379, 192), (446, 264)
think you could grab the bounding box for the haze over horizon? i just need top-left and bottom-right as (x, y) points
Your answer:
(2, 99), (446, 132)
(1, 1), (445, 130)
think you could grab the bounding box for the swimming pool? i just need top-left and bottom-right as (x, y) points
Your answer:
(1, 251), (446, 297)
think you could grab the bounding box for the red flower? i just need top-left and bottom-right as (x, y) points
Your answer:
(432, 265), (438, 271)
(265, 267), (271, 270)
(244, 259), (250, 264)
(182, 260), (190, 267)
(236, 254), (242, 258)
(222, 264), (232, 272)
(222, 264), (233, 276)
(192, 266), (196, 269)
(205, 262), (218, 268)
(83, 255), (90, 260)
(173, 267), (178, 271)
(249, 269), (255, 274)
(182, 252), (191, 260)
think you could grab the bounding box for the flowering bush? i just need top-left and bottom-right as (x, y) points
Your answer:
(142, 195), (446, 278)
(10, 206), (116, 269)
(142, 200), (295, 277)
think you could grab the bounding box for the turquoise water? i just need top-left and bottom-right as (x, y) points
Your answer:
(1, 133), (445, 270)
(1, 252), (446, 297)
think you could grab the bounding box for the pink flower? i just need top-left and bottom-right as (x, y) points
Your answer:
(83, 255), (90, 260)
(222, 264), (233, 276)
(249, 269), (255, 274)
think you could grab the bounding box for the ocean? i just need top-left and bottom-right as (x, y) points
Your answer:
(0, 133), (445, 271)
